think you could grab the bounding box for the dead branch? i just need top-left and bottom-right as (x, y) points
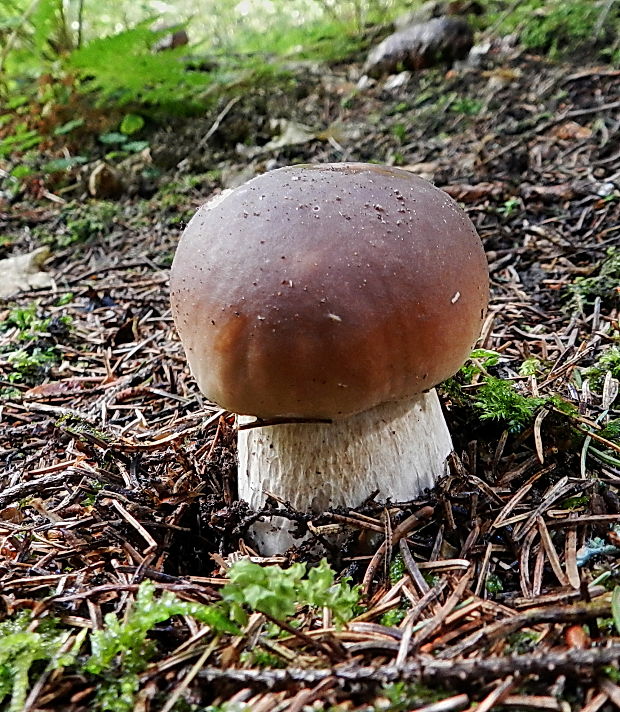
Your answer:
(199, 646), (620, 688)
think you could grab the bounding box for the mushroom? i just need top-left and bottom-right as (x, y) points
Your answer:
(170, 163), (488, 553)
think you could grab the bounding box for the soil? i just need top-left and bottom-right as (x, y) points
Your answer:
(0, 37), (619, 712)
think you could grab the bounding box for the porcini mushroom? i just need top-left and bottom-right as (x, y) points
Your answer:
(170, 163), (488, 553)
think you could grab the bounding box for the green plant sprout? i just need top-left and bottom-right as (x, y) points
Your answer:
(459, 349), (501, 382)
(519, 357), (544, 376)
(485, 573), (504, 594)
(1, 302), (72, 341)
(391, 123), (407, 142)
(119, 113), (145, 135)
(499, 197), (521, 217)
(2, 302), (43, 333)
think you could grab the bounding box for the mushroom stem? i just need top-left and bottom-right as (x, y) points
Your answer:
(237, 389), (452, 554)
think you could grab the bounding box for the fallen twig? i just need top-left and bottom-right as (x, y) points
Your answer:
(199, 646), (620, 688)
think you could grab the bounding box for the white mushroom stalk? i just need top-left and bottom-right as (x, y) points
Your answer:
(170, 163), (489, 554)
(237, 392), (452, 554)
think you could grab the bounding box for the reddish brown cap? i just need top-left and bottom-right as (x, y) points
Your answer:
(170, 163), (488, 418)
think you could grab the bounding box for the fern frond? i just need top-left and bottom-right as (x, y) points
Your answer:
(67, 20), (211, 108)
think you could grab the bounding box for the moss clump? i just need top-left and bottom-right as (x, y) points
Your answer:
(473, 377), (547, 433)
(568, 248), (620, 309)
(583, 346), (620, 390)
(488, 0), (618, 59)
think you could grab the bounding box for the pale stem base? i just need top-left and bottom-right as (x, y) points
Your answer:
(237, 389), (453, 554)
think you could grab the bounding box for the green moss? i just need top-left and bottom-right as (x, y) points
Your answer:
(0, 613), (83, 712)
(473, 377), (547, 432)
(222, 558), (360, 626)
(485, 0), (616, 59)
(0, 386), (22, 400)
(55, 413), (114, 444)
(450, 97), (483, 115)
(0, 301), (72, 386)
(505, 630), (540, 654)
(568, 248), (620, 309)
(485, 574), (504, 594)
(378, 682), (449, 711)
(389, 555), (406, 584)
(583, 346), (620, 390)
(85, 580), (237, 712)
(380, 607), (407, 627)
(6, 347), (59, 384)
(600, 419), (620, 441)
(40, 201), (119, 248)
(239, 648), (286, 668)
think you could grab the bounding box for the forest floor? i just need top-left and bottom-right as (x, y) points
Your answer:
(1, 37), (620, 712)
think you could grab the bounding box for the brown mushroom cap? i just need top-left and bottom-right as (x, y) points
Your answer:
(170, 163), (488, 419)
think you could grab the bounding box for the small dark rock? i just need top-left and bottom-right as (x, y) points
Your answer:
(363, 16), (474, 78)
(153, 28), (189, 52)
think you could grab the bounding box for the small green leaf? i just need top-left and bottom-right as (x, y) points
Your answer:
(560, 495), (590, 510)
(55, 293), (74, 306)
(41, 156), (87, 173)
(99, 132), (127, 145)
(104, 150), (129, 160)
(0, 129), (42, 157)
(120, 114), (145, 135)
(469, 349), (501, 365)
(123, 140), (149, 153)
(54, 119), (84, 135)
(11, 165), (33, 179)
(7, 96), (28, 110)
(612, 586), (620, 635)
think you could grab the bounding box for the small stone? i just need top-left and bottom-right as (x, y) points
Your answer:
(363, 17), (473, 78)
